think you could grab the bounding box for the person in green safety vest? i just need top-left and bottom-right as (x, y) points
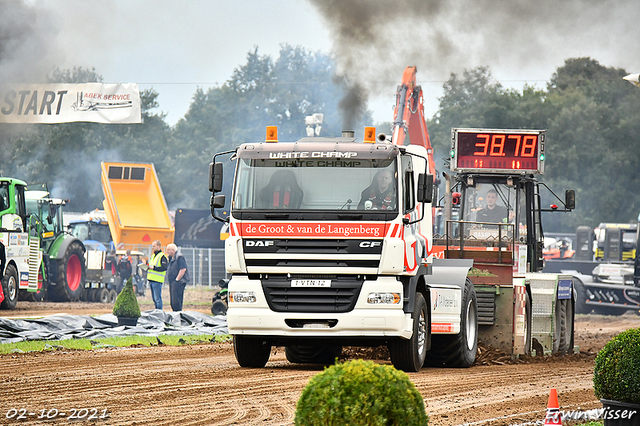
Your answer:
(147, 240), (168, 310)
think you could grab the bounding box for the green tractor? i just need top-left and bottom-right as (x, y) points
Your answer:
(24, 185), (86, 302)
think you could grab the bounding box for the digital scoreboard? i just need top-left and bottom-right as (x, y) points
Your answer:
(451, 128), (545, 174)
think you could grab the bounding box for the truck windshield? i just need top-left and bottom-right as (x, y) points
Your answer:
(0, 182), (9, 212)
(233, 158), (398, 211)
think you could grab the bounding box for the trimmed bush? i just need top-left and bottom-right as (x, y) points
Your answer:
(593, 328), (640, 404)
(112, 278), (141, 318)
(295, 359), (427, 426)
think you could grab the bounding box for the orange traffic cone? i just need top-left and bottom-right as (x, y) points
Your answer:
(544, 388), (562, 426)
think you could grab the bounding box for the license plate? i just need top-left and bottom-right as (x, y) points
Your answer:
(291, 279), (331, 287)
(303, 323), (330, 329)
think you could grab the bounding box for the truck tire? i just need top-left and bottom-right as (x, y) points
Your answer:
(233, 336), (271, 368)
(424, 278), (478, 368)
(49, 242), (85, 302)
(388, 292), (428, 372)
(0, 264), (19, 309)
(97, 288), (110, 304)
(108, 289), (118, 303)
(284, 345), (342, 365)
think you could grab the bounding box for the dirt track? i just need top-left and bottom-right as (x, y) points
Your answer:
(0, 290), (638, 426)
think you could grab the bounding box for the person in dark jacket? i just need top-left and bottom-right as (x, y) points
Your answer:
(358, 169), (396, 210)
(166, 243), (190, 311)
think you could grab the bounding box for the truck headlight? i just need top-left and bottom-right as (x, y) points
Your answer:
(229, 291), (257, 303)
(367, 292), (401, 304)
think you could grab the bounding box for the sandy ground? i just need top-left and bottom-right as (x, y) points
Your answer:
(0, 288), (638, 426)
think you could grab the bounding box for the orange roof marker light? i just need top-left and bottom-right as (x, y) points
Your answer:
(266, 126), (278, 143)
(364, 126), (376, 143)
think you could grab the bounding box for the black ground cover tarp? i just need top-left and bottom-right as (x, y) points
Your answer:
(0, 310), (228, 344)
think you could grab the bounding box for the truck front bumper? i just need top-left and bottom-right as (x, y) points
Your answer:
(227, 275), (413, 339)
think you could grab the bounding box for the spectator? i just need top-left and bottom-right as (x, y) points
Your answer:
(105, 250), (117, 276)
(166, 243), (190, 311)
(117, 250), (132, 292)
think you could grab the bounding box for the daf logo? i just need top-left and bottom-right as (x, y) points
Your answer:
(359, 241), (382, 248)
(245, 240), (274, 247)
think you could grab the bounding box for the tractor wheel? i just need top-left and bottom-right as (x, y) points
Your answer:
(49, 242), (85, 302)
(28, 267), (48, 302)
(554, 298), (575, 354)
(284, 345), (342, 365)
(233, 336), (271, 368)
(424, 278), (478, 368)
(388, 292), (428, 372)
(0, 264), (19, 309)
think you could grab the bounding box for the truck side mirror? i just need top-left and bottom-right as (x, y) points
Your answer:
(209, 162), (224, 193)
(417, 173), (434, 203)
(565, 189), (575, 210)
(211, 194), (225, 210)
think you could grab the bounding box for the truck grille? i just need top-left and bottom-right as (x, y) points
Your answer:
(243, 239), (382, 272)
(262, 275), (363, 313)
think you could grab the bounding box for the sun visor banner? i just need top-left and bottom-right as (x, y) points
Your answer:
(0, 83), (142, 124)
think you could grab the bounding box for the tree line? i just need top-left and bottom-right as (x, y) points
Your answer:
(0, 47), (638, 232)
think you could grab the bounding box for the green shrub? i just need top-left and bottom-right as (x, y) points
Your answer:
(295, 359), (427, 426)
(593, 328), (640, 404)
(112, 278), (141, 318)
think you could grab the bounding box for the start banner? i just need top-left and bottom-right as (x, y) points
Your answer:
(0, 83), (141, 124)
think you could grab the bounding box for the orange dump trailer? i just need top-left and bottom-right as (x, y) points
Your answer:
(101, 162), (174, 249)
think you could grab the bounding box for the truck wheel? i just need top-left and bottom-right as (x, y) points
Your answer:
(573, 278), (590, 314)
(424, 278), (478, 368)
(233, 336), (271, 368)
(97, 288), (110, 304)
(388, 292), (428, 372)
(0, 264), (19, 309)
(285, 345), (342, 365)
(108, 289), (118, 303)
(50, 242), (85, 302)
(211, 300), (227, 316)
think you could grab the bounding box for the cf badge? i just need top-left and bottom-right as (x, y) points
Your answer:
(359, 241), (382, 248)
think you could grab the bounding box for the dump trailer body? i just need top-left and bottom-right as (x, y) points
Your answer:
(101, 162), (174, 249)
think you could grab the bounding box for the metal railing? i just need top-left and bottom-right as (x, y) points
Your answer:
(179, 248), (227, 288)
(445, 220), (516, 264)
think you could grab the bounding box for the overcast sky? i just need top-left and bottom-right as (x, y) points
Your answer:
(5, 0), (640, 127)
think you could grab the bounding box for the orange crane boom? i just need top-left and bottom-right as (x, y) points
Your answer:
(391, 66), (436, 177)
